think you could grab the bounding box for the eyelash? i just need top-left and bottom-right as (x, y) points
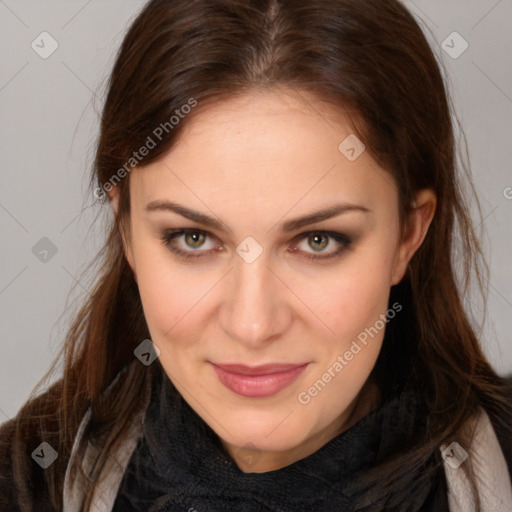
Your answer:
(159, 228), (352, 261)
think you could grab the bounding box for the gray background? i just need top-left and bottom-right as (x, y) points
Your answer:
(0, 0), (511, 422)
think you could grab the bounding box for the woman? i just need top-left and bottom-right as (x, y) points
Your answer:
(1, 0), (511, 510)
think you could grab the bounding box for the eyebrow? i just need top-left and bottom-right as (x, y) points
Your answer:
(144, 200), (371, 233)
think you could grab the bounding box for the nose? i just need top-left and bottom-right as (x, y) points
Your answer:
(218, 252), (292, 348)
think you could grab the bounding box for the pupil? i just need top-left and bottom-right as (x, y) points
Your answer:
(187, 232), (203, 248)
(310, 234), (327, 251)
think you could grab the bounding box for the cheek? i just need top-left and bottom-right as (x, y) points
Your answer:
(138, 273), (207, 342)
(296, 259), (393, 417)
(130, 238), (202, 339)
(337, 271), (391, 335)
(293, 244), (397, 341)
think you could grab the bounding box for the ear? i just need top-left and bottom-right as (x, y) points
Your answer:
(391, 189), (436, 285)
(108, 186), (137, 280)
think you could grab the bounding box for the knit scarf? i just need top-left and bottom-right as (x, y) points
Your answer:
(111, 361), (448, 512)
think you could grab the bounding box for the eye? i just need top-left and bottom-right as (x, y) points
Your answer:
(160, 228), (220, 259)
(290, 231), (352, 260)
(160, 229), (352, 261)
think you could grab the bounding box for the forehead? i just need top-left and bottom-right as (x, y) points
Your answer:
(130, 88), (397, 220)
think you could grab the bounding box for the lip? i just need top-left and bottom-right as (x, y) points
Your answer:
(211, 362), (309, 398)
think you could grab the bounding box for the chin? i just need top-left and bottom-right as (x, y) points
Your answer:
(218, 413), (313, 453)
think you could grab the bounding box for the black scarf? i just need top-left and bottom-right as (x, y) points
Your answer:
(112, 361), (449, 512)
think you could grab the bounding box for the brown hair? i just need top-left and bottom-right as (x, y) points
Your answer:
(3, 0), (511, 510)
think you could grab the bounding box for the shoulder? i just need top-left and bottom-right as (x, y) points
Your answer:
(63, 368), (152, 511)
(0, 414), (53, 510)
(0, 384), (73, 511)
(441, 404), (512, 512)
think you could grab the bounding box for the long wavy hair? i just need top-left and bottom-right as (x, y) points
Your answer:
(3, 0), (511, 510)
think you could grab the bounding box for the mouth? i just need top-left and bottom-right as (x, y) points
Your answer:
(210, 362), (310, 398)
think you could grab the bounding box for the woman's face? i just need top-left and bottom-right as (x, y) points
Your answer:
(114, 87), (435, 472)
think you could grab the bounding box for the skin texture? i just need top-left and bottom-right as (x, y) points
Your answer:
(110, 87), (436, 473)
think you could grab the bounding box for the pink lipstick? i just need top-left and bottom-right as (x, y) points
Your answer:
(211, 362), (309, 398)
